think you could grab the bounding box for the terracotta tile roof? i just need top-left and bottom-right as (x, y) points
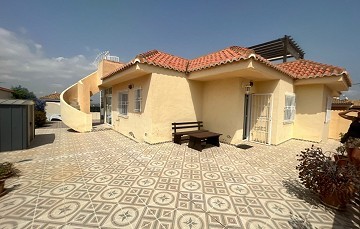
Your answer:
(103, 46), (294, 79)
(0, 87), (13, 93)
(277, 59), (351, 86)
(332, 99), (360, 110)
(331, 98), (352, 110)
(188, 46), (254, 72)
(102, 47), (350, 86)
(136, 50), (189, 72)
(332, 98), (352, 105)
(40, 92), (61, 100)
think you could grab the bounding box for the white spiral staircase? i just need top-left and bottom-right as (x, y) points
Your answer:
(60, 55), (122, 132)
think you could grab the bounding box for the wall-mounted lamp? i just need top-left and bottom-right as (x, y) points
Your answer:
(128, 84), (134, 89)
(244, 81), (254, 94)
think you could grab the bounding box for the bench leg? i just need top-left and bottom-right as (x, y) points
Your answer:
(207, 136), (220, 147)
(188, 136), (202, 152)
(174, 135), (182, 144)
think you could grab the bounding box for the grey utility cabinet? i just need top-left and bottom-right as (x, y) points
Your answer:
(0, 99), (35, 152)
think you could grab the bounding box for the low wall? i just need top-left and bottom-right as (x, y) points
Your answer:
(91, 112), (100, 120)
(328, 110), (351, 140)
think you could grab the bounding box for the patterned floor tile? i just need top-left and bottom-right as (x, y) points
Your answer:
(0, 122), (357, 228)
(173, 210), (213, 229)
(147, 190), (177, 209)
(239, 216), (278, 229)
(101, 204), (146, 228)
(2, 219), (40, 229)
(205, 194), (237, 215)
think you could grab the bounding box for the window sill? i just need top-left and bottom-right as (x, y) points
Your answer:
(118, 114), (128, 119)
(283, 121), (294, 125)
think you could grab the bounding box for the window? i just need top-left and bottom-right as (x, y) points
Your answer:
(134, 88), (142, 113)
(284, 93), (296, 123)
(118, 92), (128, 115)
(325, 96), (332, 123)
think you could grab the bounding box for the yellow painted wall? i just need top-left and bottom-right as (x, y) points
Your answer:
(98, 60), (124, 80)
(111, 68), (203, 144)
(242, 63), (296, 145)
(294, 84), (327, 142)
(150, 71), (203, 143)
(240, 77), (294, 145)
(202, 78), (244, 144)
(321, 86), (333, 141)
(329, 110), (352, 139)
(261, 78), (295, 145)
(112, 74), (152, 142)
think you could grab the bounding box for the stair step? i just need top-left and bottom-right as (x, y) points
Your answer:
(72, 105), (80, 110)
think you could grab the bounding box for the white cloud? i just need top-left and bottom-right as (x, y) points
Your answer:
(19, 27), (27, 34)
(0, 27), (96, 97)
(50, 83), (64, 88)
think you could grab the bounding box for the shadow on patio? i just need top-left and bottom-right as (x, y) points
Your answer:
(282, 179), (360, 228)
(29, 133), (55, 148)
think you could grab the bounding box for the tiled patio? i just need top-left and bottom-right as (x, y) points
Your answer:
(0, 122), (359, 228)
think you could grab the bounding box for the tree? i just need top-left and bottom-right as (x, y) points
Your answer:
(34, 98), (47, 127)
(34, 98), (46, 112)
(10, 85), (47, 127)
(11, 85), (36, 99)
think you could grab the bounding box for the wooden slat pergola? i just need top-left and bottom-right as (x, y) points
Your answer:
(248, 35), (305, 62)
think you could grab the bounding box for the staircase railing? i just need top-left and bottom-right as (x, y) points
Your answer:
(60, 71), (100, 132)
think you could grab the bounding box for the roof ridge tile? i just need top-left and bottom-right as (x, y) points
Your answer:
(103, 46), (351, 87)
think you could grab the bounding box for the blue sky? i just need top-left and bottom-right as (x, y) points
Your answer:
(0, 0), (359, 99)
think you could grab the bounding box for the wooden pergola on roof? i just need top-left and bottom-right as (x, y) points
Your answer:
(248, 35), (305, 62)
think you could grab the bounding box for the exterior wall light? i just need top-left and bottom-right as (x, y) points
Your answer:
(245, 81), (253, 94)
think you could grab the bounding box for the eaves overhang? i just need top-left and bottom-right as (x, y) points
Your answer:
(100, 63), (149, 88)
(294, 75), (350, 92)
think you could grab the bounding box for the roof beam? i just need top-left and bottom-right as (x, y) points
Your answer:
(248, 35), (305, 62)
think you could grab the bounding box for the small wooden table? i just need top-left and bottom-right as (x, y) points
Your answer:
(188, 131), (222, 152)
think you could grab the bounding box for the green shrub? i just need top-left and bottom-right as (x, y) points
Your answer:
(35, 110), (47, 127)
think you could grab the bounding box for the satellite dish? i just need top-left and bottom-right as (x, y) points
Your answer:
(93, 51), (110, 67)
(93, 51), (120, 67)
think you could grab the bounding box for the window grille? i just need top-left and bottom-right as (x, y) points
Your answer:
(134, 88), (142, 113)
(284, 93), (296, 123)
(118, 92), (128, 115)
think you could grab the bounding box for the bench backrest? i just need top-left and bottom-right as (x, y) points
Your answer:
(172, 121), (203, 133)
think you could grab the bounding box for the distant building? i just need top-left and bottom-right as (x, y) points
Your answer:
(331, 98), (353, 110)
(332, 98), (360, 110)
(0, 87), (13, 99)
(40, 92), (61, 121)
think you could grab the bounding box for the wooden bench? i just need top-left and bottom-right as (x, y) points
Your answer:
(188, 131), (222, 152)
(172, 121), (207, 144)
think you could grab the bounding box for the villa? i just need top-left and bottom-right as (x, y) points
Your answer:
(60, 36), (352, 145)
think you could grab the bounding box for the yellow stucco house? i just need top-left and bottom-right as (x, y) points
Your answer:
(60, 45), (351, 145)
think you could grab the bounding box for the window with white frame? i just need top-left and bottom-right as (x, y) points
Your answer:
(118, 92), (128, 115)
(284, 93), (296, 123)
(325, 96), (332, 123)
(134, 88), (142, 113)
